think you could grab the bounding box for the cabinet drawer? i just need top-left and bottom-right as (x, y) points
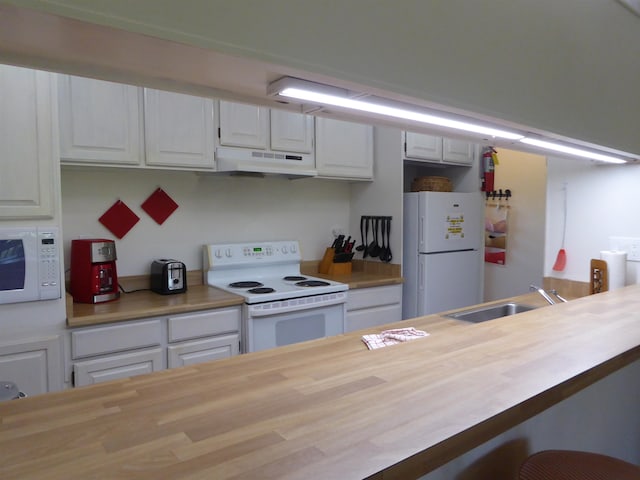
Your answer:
(346, 304), (403, 333)
(167, 334), (240, 368)
(347, 285), (402, 311)
(73, 347), (163, 387)
(71, 319), (162, 359)
(168, 307), (240, 342)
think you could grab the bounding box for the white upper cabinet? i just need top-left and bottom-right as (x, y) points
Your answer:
(442, 138), (475, 165)
(58, 75), (143, 165)
(269, 109), (314, 153)
(218, 101), (269, 149)
(144, 89), (215, 169)
(404, 132), (443, 161)
(315, 117), (373, 180)
(218, 100), (314, 153)
(404, 131), (474, 166)
(0, 65), (56, 219)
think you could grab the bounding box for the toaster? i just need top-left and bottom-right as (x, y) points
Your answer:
(150, 259), (187, 295)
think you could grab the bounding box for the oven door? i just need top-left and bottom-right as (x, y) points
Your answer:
(243, 293), (346, 353)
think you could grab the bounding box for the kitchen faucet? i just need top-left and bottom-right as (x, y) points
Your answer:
(529, 285), (556, 305)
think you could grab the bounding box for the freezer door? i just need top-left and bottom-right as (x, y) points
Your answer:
(417, 250), (481, 316)
(416, 191), (482, 253)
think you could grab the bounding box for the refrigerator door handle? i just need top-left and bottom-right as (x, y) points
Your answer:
(419, 215), (425, 249)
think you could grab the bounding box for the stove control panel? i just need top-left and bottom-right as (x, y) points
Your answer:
(204, 241), (301, 269)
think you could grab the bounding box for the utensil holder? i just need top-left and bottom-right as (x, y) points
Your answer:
(328, 262), (352, 275)
(318, 248), (352, 275)
(318, 248), (335, 274)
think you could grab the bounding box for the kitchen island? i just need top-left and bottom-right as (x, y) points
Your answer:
(1, 285), (639, 479)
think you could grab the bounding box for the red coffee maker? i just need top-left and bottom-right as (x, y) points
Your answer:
(70, 239), (120, 304)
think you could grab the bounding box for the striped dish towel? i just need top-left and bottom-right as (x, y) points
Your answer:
(362, 327), (429, 350)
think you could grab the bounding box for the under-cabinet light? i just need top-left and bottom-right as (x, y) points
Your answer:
(520, 137), (627, 164)
(269, 78), (524, 140)
(269, 77), (635, 164)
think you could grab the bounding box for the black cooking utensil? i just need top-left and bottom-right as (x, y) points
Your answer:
(356, 216), (366, 252)
(369, 218), (381, 257)
(383, 218), (392, 262)
(379, 217), (388, 262)
(362, 217), (370, 258)
(384, 218), (392, 262)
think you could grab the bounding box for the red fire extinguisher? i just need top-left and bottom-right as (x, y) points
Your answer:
(481, 147), (495, 192)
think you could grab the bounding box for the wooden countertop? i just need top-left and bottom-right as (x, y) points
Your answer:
(67, 284), (245, 328)
(6, 286), (639, 479)
(68, 266), (401, 328)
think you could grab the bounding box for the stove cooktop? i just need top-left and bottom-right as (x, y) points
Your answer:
(211, 274), (347, 304)
(204, 241), (348, 304)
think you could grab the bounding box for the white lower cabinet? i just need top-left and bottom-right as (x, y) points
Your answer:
(345, 284), (403, 332)
(70, 319), (163, 387)
(69, 306), (241, 387)
(167, 307), (241, 368)
(0, 336), (63, 395)
(73, 348), (163, 387)
(168, 335), (240, 368)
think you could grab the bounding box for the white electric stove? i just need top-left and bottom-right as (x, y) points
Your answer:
(203, 240), (348, 353)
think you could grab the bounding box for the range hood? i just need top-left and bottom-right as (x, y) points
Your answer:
(214, 146), (317, 179)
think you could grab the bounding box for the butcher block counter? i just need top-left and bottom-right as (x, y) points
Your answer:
(4, 286), (640, 479)
(68, 264), (402, 327)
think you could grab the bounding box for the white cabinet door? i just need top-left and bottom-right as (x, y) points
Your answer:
(0, 65), (56, 219)
(315, 118), (373, 179)
(58, 75), (143, 165)
(73, 348), (163, 387)
(345, 284), (403, 333)
(404, 131), (442, 161)
(144, 89), (215, 169)
(167, 334), (240, 368)
(442, 138), (474, 165)
(270, 109), (314, 153)
(218, 100), (268, 149)
(0, 336), (63, 396)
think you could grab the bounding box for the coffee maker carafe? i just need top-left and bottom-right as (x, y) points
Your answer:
(70, 239), (120, 304)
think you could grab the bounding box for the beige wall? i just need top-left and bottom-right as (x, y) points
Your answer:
(484, 148), (547, 301)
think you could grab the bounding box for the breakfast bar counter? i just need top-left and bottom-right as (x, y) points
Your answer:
(2, 285), (639, 479)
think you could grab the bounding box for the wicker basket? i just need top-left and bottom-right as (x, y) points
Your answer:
(410, 176), (453, 192)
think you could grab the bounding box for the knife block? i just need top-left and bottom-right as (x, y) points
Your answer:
(318, 248), (352, 275)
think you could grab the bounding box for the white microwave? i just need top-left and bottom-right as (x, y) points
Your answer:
(0, 226), (61, 305)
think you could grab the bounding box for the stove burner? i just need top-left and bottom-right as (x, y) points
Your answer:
(248, 287), (276, 294)
(295, 280), (331, 287)
(283, 276), (307, 281)
(229, 281), (263, 289)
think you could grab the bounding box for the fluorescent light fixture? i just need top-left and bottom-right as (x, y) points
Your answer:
(269, 78), (524, 140)
(269, 77), (635, 164)
(520, 137), (627, 164)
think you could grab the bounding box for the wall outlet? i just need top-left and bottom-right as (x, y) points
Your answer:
(330, 225), (344, 238)
(609, 236), (640, 261)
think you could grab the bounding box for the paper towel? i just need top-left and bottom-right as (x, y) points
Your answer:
(600, 250), (627, 290)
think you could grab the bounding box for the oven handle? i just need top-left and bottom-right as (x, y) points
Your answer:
(247, 292), (347, 317)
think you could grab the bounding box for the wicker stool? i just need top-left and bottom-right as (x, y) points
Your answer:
(519, 450), (640, 480)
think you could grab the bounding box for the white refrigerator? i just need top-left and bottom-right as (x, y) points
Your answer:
(403, 191), (483, 319)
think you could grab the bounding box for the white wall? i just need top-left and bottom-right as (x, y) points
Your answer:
(349, 127), (404, 263)
(484, 149), (547, 301)
(545, 158), (640, 285)
(61, 168), (351, 277)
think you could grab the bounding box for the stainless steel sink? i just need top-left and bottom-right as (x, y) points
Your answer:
(445, 302), (538, 323)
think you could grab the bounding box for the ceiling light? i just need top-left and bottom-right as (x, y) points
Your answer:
(269, 77), (524, 140)
(520, 137), (627, 164)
